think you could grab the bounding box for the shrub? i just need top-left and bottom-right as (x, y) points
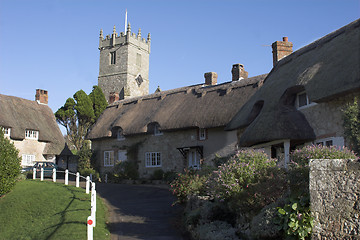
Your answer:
(151, 169), (164, 180)
(163, 170), (178, 183)
(276, 197), (313, 240)
(170, 169), (207, 204)
(343, 97), (360, 155)
(0, 130), (21, 196)
(208, 149), (276, 201)
(111, 161), (139, 181)
(290, 144), (357, 167)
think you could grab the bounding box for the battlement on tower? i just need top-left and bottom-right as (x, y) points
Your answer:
(99, 23), (151, 53)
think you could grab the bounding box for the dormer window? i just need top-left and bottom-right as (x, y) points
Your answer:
(296, 91), (316, 109)
(154, 124), (163, 136)
(25, 130), (39, 140)
(1, 127), (10, 137)
(117, 128), (125, 141)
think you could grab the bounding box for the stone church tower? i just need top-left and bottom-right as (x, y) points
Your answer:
(98, 23), (151, 102)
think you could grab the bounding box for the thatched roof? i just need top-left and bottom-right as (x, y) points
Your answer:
(0, 94), (66, 155)
(87, 74), (267, 140)
(226, 18), (360, 147)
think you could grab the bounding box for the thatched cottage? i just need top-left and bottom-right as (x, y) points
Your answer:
(0, 89), (73, 169)
(226, 18), (360, 167)
(87, 68), (267, 178)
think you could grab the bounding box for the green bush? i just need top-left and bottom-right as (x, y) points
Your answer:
(208, 149), (276, 201)
(276, 197), (313, 240)
(290, 144), (357, 167)
(163, 170), (178, 183)
(110, 161), (139, 181)
(0, 130), (21, 196)
(170, 169), (207, 204)
(343, 97), (360, 155)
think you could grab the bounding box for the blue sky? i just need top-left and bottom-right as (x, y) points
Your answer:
(0, 0), (359, 118)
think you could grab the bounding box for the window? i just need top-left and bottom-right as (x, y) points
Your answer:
(296, 91), (315, 109)
(104, 151), (114, 166)
(145, 152), (161, 167)
(110, 51), (116, 64)
(1, 127), (10, 137)
(136, 53), (141, 67)
(25, 130), (39, 140)
(314, 137), (344, 148)
(117, 129), (125, 141)
(135, 74), (143, 86)
(199, 128), (207, 140)
(118, 150), (127, 162)
(22, 154), (35, 166)
(154, 124), (163, 136)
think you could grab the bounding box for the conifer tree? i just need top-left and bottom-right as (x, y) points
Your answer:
(55, 87), (107, 151)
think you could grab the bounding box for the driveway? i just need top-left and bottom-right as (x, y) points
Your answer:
(96, 183), (190, 240)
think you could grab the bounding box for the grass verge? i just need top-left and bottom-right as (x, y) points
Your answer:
(0, 180), (110, 240)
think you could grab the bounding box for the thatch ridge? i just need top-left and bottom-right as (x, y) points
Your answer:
(87, 74), (267, 140)
(0, 94), (66, 155)
(226, 18), (360, 146)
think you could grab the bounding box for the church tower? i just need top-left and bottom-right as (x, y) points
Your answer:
(98, 23), (151, 102)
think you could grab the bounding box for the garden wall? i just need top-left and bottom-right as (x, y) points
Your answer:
(310, 159), (360, 239)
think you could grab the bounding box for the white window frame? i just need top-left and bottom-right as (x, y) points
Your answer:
(117, 129), (125, 141)
(154, 125), (163, 136)
(145, 152), (161, 167)
(296, 91), (316, 109)
(25, 130), (39, 140)
(104, 151), (114, 167)
(314, 137), (344, 148)
(199, 128), (207, 140)
(1, 127), (10, 137)
(22, 154), (35, 166)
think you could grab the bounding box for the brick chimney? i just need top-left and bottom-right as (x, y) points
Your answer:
(35, 89), (48, 104)
(108, 92), (119, 104)
(272, 37), (293, 66)
(204, 72), (218, 85)
(231, 64), (248, 81)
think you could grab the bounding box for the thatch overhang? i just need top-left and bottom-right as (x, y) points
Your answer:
(87, 74), (267, 140)
(0, 94), (66, 155)
(226, 18), (360, 146)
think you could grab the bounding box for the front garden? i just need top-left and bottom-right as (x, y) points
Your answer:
(169, 145), (357, 240)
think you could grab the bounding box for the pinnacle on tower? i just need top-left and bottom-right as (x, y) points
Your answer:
(147, 33), (151, 42)
(137, 28), (141, 38)
(100, 29), (103, 38)
(127, 22), (131, 34)
(113, 25), (116, 34)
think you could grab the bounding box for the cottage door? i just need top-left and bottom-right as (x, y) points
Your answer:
(188, 149), (200, 169)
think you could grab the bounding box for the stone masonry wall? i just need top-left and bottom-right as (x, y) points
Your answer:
(310, 159), (360, 239)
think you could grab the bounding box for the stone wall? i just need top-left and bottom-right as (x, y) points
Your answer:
(310, 159), (360, 239)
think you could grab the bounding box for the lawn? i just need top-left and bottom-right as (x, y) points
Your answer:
(0, 180), (110, 240)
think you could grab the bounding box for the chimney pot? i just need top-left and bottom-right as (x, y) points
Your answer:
(231, 64), (248, 81)
(283, 36), (288, 42)
(35, 89), (48, 104)
(204, 72), (218, 86)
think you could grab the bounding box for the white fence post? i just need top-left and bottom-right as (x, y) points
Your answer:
(40, 168), (44, 181)
(76, 172), (80, 188)
(86, 176), (90, 194)
(33, 168), (36, 179)
(87, 216), (94, 240)
(65, 169), (69, 185)
(53, 168), (56, 182)
(91, 182), (96, 227)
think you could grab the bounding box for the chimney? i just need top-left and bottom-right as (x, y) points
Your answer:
(272, 37), (293, 66)
(231, 64), (248, 81)
(108, 92), (119, 104)
(204, 72), (218, 85)
(35, 89), (48, 104)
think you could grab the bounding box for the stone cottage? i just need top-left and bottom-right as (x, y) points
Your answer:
(226, 18), (360, 167)
(87, 69), (267, 178)
(0, 89), (73, 169)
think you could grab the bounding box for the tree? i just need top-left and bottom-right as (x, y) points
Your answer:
(55, 87), (107, 151)
(0, 129), (21, 196)
(89, 85), (108, 120)
(343, 97), (360, 155)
